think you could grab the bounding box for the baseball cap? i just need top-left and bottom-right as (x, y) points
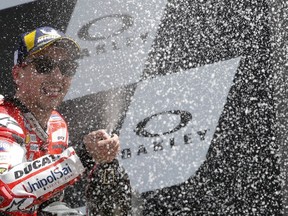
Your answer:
(14, 26), (81, 65)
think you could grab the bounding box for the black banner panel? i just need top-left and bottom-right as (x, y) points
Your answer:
(0, 0), (287, 215)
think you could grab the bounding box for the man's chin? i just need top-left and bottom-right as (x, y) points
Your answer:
(41, 98), (62, 111)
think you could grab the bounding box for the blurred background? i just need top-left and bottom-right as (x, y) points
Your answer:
(0, 0), (287, 215)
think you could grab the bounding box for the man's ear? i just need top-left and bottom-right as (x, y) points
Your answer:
(12, 65), (24, 86)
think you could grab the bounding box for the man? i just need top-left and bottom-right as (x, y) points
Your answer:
(0, 26), (120, 215)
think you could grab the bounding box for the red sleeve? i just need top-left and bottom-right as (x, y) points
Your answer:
(0, 106), (26, 174)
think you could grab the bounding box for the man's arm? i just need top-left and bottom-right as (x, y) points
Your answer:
(0, 114), (84, 212)
(0, 147), (84, 212)
(0, 111), (27, 174)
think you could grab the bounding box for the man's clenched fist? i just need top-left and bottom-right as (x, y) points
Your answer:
(83, 130), (120, 163)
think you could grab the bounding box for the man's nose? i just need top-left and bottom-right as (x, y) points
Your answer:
(50, 66), (64, 79)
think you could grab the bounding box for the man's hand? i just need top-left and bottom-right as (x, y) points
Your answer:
(83, 129), (120, 163)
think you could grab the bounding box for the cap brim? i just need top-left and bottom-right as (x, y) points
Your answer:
(30, 37), (81, 59)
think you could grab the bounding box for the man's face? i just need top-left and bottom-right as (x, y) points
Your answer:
(15, 45), (78, 112)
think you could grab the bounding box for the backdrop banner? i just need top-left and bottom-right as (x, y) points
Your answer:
(0, 0), (286, 215)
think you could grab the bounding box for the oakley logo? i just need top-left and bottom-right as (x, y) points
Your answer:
(135, 110), (192, 137)
(78, 14), (133, 41)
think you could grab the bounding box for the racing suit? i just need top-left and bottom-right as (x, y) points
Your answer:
(0, 96), (83, 215)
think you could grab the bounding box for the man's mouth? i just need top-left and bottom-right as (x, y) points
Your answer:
(41, 85), (63, 97)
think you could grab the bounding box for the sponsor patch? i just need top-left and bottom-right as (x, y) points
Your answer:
(52, 128), (67, 142)
(29, 144), (39, 151)
(22, 163), (73, 193)
(25, 134), (37, 143)
(0, 167), (7, 174)
(0, 141), (12, 152)
(50, 114), (62, 121)
(13, 154), (60, 179)
(52, 144), (66, 150)
(0, 154), (10, 162)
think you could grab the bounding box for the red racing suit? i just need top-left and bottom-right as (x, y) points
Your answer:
(0, 96), (83, 215)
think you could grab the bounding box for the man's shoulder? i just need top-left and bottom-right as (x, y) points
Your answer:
(0, 95), (24, 136)
(0, 94), (4, 105)
(0, 96), (19, 115)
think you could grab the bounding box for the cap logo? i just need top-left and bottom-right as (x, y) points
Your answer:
(24, 30), (37, 52)
(40, 28), (61, 37)
(37, 35), (60, 44)
(37, 29), (62, 44)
